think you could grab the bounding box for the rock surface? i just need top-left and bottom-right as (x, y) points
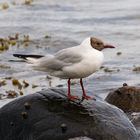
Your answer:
(106, 84), (140, 112)
(0, 88), (138, 140)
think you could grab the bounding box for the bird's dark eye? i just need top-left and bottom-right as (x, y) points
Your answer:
(96, 42), (101, 45)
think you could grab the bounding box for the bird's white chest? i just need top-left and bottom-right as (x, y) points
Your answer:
(63, 50), (104, 79)
(59, 48), (104, 79)
(81, 51), (104, 74)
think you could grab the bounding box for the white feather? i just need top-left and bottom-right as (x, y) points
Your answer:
(31, 37), (104, 79)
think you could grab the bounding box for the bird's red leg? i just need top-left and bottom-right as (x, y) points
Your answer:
(80, 78), (93, 100)
(68, 78), (78, 100)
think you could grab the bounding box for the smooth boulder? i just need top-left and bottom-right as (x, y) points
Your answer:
(106, 84), (140, 112)
(0, 88), (138, 140)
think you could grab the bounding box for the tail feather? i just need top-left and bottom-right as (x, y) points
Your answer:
(13, 54), (44, 64)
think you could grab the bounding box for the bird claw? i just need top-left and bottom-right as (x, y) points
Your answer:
(68, 95), (79, 101)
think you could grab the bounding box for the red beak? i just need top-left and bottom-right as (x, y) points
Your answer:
(104, 44), (115, 48)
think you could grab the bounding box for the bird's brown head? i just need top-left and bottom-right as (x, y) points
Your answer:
(90, 37), (115, 51)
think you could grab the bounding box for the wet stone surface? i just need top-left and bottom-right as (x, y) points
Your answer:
(0, 88), (138, 140)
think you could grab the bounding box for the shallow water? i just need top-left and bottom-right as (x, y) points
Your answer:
(0, 0), (140, 109)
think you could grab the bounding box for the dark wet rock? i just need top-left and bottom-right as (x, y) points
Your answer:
(106, 84), (140, 112)
(116, 52), (122, 56)
(123, 83), (128, 87)
(102, 67), (120, 73)
(0, 88), (138, 140)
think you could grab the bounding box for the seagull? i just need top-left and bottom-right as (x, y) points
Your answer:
(13, 37), (115, 100)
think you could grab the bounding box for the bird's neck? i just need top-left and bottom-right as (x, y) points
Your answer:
(81, 37), (91, 48)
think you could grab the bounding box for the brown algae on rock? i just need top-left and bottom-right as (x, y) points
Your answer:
(0, 2), (9, 10)
(0, 80), (6, 87)
(12, 79), (22, 90)
(101, 66), (120, 73)
(23, 35), (30, 47)
(23, 35), (30, 42)
(6, 90), (18, 98)
(19, 91), (24, 96)
(104, 67), (114, 73)
(32, 84), (38, 88)
(24, 0), (33, 5)
(4, 77), (12, 80)
(0, 33), (32, 53)
(0, 64), (11, 69)
(12, 79), (19, 85)
(133, 66), (140, 73)
(23, 80), (29, 88)
(0, 38), (9, 52)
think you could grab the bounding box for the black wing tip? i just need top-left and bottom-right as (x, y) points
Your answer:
(13, 54), (22, 57)
(13, 54), (44, 59)
(13, 54), (27, 59)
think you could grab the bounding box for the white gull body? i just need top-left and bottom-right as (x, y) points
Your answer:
(13, 36), (115, 100)
(30, 37), (104, 79)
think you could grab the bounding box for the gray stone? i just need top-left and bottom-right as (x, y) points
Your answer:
(0, 88), (138, 140)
